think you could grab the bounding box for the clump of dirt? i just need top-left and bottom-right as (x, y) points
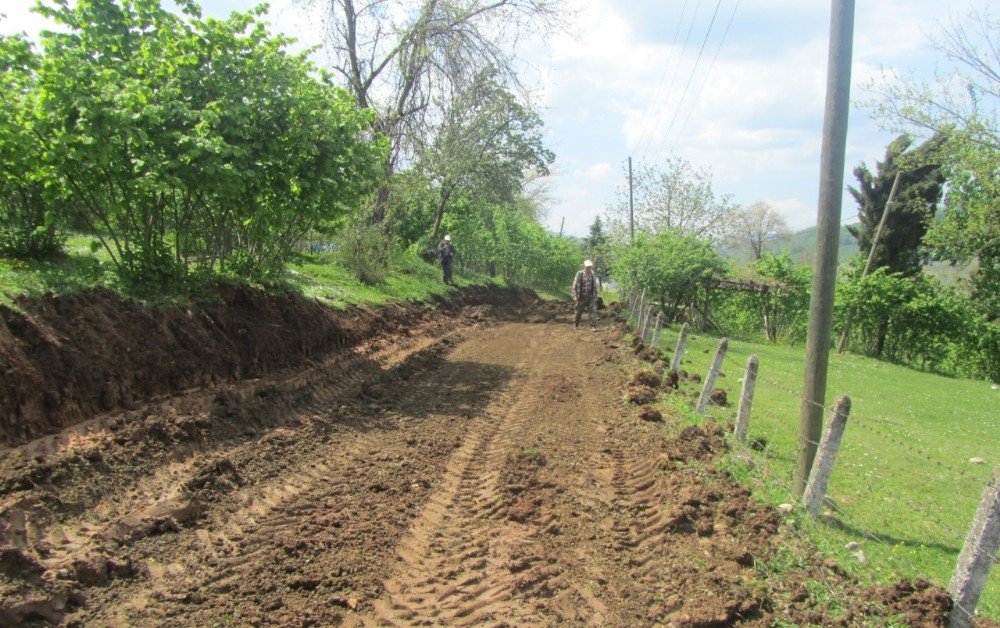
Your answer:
(624, 385), (657, 405)
(709, 387), (728, 406)
(638, 406), (662, 422)
(688, 372), (702, 383)
(500, 449), (551, 523)
(663, 368), (680, 390)
(628, 369), (660, 388)
(637, 347), (660, 363)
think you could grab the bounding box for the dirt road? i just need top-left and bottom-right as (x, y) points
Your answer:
(1, 298), (952, 625)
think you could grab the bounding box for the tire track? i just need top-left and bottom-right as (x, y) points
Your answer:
(375, 325), (564, 626)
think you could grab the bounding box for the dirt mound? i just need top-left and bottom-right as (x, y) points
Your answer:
(628, 369), (660, 388)
(0, 284), (533, 448)
(625, 385), (657, 405)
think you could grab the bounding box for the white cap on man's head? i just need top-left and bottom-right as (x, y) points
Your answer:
(583, 259), (593, 267)
(444, 235), (451, 241)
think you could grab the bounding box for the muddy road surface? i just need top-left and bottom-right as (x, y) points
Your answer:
(1, 297), (951, 625)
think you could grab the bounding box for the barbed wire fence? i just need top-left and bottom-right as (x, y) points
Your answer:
(621, 292), (999, 626)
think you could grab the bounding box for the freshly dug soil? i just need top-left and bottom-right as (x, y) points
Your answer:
(0, 291), (970, 626)
(0, 284), (535, 448)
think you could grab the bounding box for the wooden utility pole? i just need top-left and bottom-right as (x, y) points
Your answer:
(628, 156), (635, 242)
(836, 170), (902, 352)
(797, 0), (855, 497)
(559, 216), (565, 237)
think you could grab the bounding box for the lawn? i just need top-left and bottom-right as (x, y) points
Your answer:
(645, 321), (999, 620)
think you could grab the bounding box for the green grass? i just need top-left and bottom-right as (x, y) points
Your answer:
(0, 236), (507, 309)
(648, 323), (999, 619)
(285, 248), (501, 307)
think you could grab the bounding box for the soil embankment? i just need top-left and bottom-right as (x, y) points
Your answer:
(0, 284), (532, 449)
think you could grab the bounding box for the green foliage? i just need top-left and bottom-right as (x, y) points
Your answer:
(442, 203), (577, 292)
(15, 0), (385, 291)
(333, 210), (391, 286)
(926, 129), (1000, 319)
(582, 216), (610, 279)
(835, 265), (998, 381)
(0, 34), (63, 259)
(714, 253), (811, 343)
(846, 133), (946, 277)
(612, 231), (725, 322)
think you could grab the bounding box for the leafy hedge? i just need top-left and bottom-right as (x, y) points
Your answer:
(0, 0), (386, 291)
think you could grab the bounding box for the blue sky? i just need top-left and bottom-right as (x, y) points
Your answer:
(1, 0), (985, 236)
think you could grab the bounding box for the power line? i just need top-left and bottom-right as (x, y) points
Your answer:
(666, 0), (742, 155)
(639, 0), (704, 161)
(634, 0), (691, 158)
(649, 0), (725, 163)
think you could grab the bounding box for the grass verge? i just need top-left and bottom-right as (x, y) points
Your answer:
(640, 321), (999, 620)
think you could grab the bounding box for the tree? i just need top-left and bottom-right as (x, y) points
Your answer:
(612, 231), (725, 324)
(0, 34), (60, 259)
(864, 8), (999, 317)
(729, 201), (789, 260)
(606, 156), (736, 242)
(419, 68), (552, 241)
(31, 0), (385, 287)
(582, 216), (609, 278)
(846, 133), (946, 277)
(305, 0), (562, 223)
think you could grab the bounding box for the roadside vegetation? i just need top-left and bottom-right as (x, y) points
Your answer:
(0, 0), (580, 307)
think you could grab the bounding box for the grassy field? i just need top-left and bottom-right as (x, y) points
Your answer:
(0, 235), (506, 308)
(644, 322), (999, 619)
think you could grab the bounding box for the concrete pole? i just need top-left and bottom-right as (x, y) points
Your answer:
(837, 170), (902, 353)
(802, 395), (851, 518)
(696, 338), (728, 414)
(651, 313), (663, 348)
(670, 323), (689, 372)
(797, 0), (855, 497)
(641, 306), (654, 342)
(948, 469), (1000, 628)
(734, 354), (759, 444)
(635, 288), (646, 327)
(629, 156), (635, 242)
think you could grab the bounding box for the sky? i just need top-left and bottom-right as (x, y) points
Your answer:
(0, 0), (985, 237)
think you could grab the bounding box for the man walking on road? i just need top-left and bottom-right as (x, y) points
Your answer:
(572, 259), (600, 331)
(438, 235), (457, 285)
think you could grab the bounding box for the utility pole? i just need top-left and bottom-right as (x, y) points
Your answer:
(628, 156), (635, 242)
(559, 216), (565, 238)
(796, 0), (855, 497)
(837, 170), (902, 353)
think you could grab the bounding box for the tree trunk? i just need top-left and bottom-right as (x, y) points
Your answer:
(875, 319), (888, 357)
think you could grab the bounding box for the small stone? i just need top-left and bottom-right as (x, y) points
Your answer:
(845, 542), (860, 552)
(852, 550), (867, 564)
(970, 457), (986, 464)
(777, 503), (794, 514)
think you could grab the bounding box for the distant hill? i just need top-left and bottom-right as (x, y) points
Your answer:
(775, 224), (860, 266)
(721, 224), (861, 267)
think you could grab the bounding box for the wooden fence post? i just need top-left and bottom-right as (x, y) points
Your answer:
(948, 469), (1000, 628)
(651, 313), (663, 348)
(734, 354), (759, 444)
(802, 396), (851, 518)
(696, 338), (728, 414)
(670, 323), (689, 372)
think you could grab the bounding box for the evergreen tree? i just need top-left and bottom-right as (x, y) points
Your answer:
(583, 216), (609, 279)
(847, 133), (947, 276)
